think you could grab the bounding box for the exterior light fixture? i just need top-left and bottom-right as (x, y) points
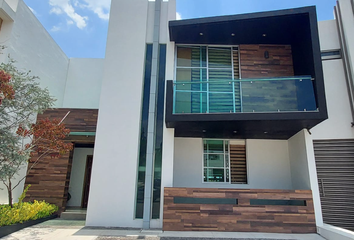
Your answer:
(264, 50), (269, 59)
(202, 130), (206, 133)
(264, 131), (268, 134)
(233, 131), (237, 133)
(231, 33), (235, 36)
(262, 33), (267, 37)
(199, 32), (204, 36)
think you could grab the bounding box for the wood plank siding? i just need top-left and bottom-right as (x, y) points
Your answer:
(239, 44), (294, 78)
(230, 145), (247, 184)
(163, 188), (316, 233)
(24, 109), (98, 211)
(239, 44), (298, 112)
(36, 108), (98, 132)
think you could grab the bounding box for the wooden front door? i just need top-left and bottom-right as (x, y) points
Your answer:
(81, 155), (93, 208)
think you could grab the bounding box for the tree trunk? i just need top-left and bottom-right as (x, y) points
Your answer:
(8, 178), (13, 208)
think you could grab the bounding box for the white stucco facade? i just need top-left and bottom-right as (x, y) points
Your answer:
(86, 0), (176, 229)
(63, 58), (104, 109)
(173, 138), (294, 190)
(312, 19), (354, 140)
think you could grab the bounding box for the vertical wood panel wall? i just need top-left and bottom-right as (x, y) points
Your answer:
(24, 109), (98, 211)
(163, 188), (316, 233)
(240, 44), (294, 78)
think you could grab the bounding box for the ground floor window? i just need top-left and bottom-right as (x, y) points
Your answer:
(203, 139), (247, 184)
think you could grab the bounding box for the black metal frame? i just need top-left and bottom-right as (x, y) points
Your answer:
(166, 6), (327, 140)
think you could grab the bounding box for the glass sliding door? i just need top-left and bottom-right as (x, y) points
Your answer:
(208, 47), (234, 113)
(175, 45), (241, 114)
(176, 46), (207, 114)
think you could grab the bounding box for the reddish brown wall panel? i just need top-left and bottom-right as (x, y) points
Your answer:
(36, 108), (98, 132)
(24, 109), (98, 211)
(240, 44), (294, 78)
(24, 151), (73, 211)
(163, 188), (316, 233)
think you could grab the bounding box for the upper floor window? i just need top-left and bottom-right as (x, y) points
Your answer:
(176, 45), (240, 83)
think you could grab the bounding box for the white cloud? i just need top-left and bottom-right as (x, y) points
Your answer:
(48, 0), (111, 29)
(50, 7), (63, 15)
(49, 0), (88, 29)
(51, 25), (61, 32)
(80, 0), (111, 20)
(176, 12), (182, 20)
(28, 6), (37, 15)
(67, 20), (74, 25)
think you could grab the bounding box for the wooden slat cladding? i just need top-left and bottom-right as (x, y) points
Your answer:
(240, 44), (294, 78)
(233, 49), (240, 79)
(37, 108), (98, 132)
(233, 49), (241, 112)
(24, 149), (74, 212)
(163, 188), (316, 233)
(24, 108), (98, 212)
(230, 145), (247, 184)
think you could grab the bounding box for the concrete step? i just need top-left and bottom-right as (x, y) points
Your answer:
(60, 211), (86, 220)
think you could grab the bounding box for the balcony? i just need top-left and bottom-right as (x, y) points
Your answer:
(166, 6), (327, 140)
(173, 76), (317, 114)
(166, 75), (325, 139)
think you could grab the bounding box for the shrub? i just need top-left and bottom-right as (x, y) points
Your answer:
(0, 201), (58, 227)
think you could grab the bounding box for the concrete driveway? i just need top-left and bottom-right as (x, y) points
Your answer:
(1, 220), (326, 240)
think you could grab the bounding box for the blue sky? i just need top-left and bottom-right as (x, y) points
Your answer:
(23, 0), (337, 59)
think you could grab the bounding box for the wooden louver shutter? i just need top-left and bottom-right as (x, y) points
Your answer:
(230, 144), (247, 184)
(233, 47), (241, 112)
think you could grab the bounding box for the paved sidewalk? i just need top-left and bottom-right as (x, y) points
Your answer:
(1, 220), (326, 240)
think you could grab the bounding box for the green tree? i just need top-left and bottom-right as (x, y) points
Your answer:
(0, 59), (72, 207)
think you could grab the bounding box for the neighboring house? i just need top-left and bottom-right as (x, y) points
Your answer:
(1, 0), (354, 239)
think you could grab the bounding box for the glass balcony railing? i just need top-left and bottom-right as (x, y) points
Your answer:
(173, 76), (318, 114)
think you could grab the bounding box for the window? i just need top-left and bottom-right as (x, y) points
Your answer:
(203, 140), (247, 184)
(175, 45), (241, 114)
(321, 50), (341, 60)
(203, 140), (229, 183)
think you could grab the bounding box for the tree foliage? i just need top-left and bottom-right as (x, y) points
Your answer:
(0, 70), (14, 105)
(0, 59), (72, 207)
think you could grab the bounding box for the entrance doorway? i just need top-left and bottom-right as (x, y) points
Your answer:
(66, 147), (94, 209)
(81, 155), (93, 208)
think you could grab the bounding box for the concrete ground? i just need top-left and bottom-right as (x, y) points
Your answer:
(1, 220), (326, 240)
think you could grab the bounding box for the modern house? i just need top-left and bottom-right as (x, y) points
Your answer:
(0, 0), (354, 239)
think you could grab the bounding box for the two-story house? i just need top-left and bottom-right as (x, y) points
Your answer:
(1, 0), (354, 239)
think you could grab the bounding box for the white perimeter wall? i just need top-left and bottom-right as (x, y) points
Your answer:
(63, 58), (104, 109)
(1, 0), (69, 107)
(173, 138), (293, 190)
(66, 148), (94, 207)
